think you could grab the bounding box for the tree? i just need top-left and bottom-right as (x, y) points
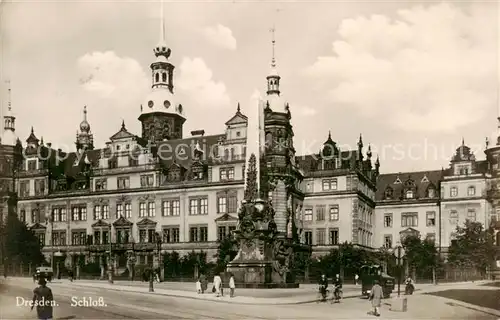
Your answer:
(402, 235), (439, 279)
(214, 236), (238, 272)
(448, 220), (495, 275)
(4, 211), (44, 267)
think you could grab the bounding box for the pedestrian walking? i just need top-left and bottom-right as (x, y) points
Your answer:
(213, 274), (222, 297)
(196, 278), (202, 294)
(31, 278), (54, 320)
(229, 273), (235, 298)
(355, 274), (359, 285)
(368, 280), (383, 317)
(200, 273), (208, 293)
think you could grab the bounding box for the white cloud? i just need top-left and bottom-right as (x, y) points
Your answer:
(305, 3), (497, 133)
(77, 51), (149, 104)
(295, 106), (317, 116)
(177, 57), (231, 109)
(201, 24), (237, 50)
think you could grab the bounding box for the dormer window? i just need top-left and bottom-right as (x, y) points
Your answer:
(427, 188), (435, 198)
(405, 190), (414, 199)
(108, 159), (117, 169)
(384, 187), (393, 199)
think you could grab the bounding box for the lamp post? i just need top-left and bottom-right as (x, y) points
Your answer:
(394, 244), (406, 297)
(108, 232), (113, 284)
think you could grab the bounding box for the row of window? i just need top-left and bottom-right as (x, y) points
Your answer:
(303, 229), (339, 245)
(384, 212), (435, 228)
(22, 194), (239, 223)
(39, 224), (237, 246)
(303, 205), (340, 222)
(95, 167), (237, 191)
(383, 233), (436, 248)
(19, 179), (46, 197)
(449, 186), (477, 198)
(383, 209), (477, 228)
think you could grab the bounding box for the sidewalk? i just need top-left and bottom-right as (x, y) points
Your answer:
(57, 279), (494, 305)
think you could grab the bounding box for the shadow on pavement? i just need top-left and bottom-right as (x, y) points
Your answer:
(427, 289), (500, 312)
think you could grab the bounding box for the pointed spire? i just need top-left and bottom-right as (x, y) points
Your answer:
(270, 25), (276, 69)
(83, 105), (87, 121)
(358, 134), (363, 147)
(462, 137), (465, 146)
(367, 144), (372, 158)
(237, 102), (241, 113)
(121, 119), (126, 130)
(40, 136), (44, 145)
(31, 126), (34, 134)
(160, 0), (165, 44)
(328, 130), (332, 140)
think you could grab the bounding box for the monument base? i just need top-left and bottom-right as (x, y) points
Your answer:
(389, 297), (408, 312)
(226, 260), (299, 289)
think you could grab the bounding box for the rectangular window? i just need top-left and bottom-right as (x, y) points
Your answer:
(426, 211), (436, 226)
(94, 231), (101, 244)
(148, 229), (155, 243)
(171, 228), (179, 242)
(162, 227), (180, 243)
(19, 210), (26, 222)
(71, 206), (87, 221)
(189, 227), (198, 242)
(93, 206), (101, 220)
(27, 160), (37, 171)
(140, 174), (154, 187)
(467, 186), (476, 196)
(450, 187), (458, 197)
(467, 209), (476, 222)
(304, 231), (313, 245)
(95, 179), (107, 191)
(147, 202), (155, 217)
(384, 213), (392, 227)
(117, 177), (130, 189)
(217, 196), (227, 213)
(34, 179), (45, 196)
(384, 235), (393, 248)
(316, 229), (326, 245)
(329, 205), (339, 221)
(189, 198), (208, 215)
(102, 231), (109, 244)
(139, 202), (146, 217)
(305, 182), (313, 192)
(116, 204), (123, 218)
(329, 229), (339, 245)
(322, 179), (337, 191)
(218, 226), (227, 241)
(228, 193), (237, 213)
(102, 205), (109, 219)
(199, 226), (208, 242)
(124, 203), (131, 218)
(316, 206), (325, 221)
(20, 181), (29, 197)
(219, 167), (235, 181)
(401, 213), (418, 227)
(304, 208), (313, 221)
(139, 229), (147, 243)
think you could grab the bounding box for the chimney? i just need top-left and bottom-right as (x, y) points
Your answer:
(191, 129), (205, 137)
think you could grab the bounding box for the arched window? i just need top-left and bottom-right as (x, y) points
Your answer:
(224, 149), (230, 161)
(155, 73), (160, 83)
(265, 132), (273, 149)
(427, 187), (435, 198)
(162, 73), (167, 82)
(467, 186), (476, 196)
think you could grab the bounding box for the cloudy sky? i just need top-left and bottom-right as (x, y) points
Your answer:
(0, 0), (498, 173)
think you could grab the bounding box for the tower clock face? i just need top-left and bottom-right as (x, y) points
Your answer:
(164, 100), (170, 109)
(148, 100), (154, 108)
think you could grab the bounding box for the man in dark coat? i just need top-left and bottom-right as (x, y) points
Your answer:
(31, 278), (54, 320)
(199, 273), (208, 293)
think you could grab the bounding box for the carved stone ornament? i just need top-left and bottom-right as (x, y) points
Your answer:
(138, 194), (155, 202)
(92, 198), (109, 205)
(117, 195), (130, 203)
(272, 239), (292, 275)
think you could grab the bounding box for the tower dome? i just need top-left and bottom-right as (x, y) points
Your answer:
(2, 83), (17, 146)
(79, 106), (90, 133)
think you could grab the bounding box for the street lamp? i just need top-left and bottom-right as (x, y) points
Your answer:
(393, 244), (406, 297)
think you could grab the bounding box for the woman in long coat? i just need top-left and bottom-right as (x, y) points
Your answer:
(369, 280), (383, 317)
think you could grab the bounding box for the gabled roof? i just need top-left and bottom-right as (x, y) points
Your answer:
(137, 217), (157, 226)
(91, 219), (110, 228)
(400, 227), (420, 235)
(110, 121), (135, 141)
(30, 222), (46, 230)
(225, 104), (248, 125)
(376, 170), (443, 201)
(215, 213), (238, 222)
(113, 216), (133, 227)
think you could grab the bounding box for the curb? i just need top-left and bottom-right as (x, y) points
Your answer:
(70, 282), (361, 305)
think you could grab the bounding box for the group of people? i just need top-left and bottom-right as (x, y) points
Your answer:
(318, 274), (343, 302)
(196, 273), (236, 298)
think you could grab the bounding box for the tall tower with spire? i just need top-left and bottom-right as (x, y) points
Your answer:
(75, 106), (94, 151)
(138, 0), (186, 142)
(1, 81), (17, 146)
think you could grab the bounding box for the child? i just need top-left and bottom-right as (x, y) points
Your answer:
(196, 278), (202, 294)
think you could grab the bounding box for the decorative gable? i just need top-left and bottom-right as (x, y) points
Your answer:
(421, 175), (429, 183)
(225, 104), (248, 126)
(113, 216), (133, 227)
(215, 213), (238, 222)
(394, 176), (402, 184)
(91, 219), (110, 228)
(30, 222), (46, 230)
(110, 124), (136, 141)
(137, 217), (157, 227)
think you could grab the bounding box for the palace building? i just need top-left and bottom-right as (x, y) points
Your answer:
(1, 10), (499, 278)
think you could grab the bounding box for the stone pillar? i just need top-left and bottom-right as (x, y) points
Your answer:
(100, 256), (105, 279)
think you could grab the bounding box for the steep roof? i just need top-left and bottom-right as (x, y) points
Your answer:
(297, 150), (358, 175)
(375, 170), (443, 201)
